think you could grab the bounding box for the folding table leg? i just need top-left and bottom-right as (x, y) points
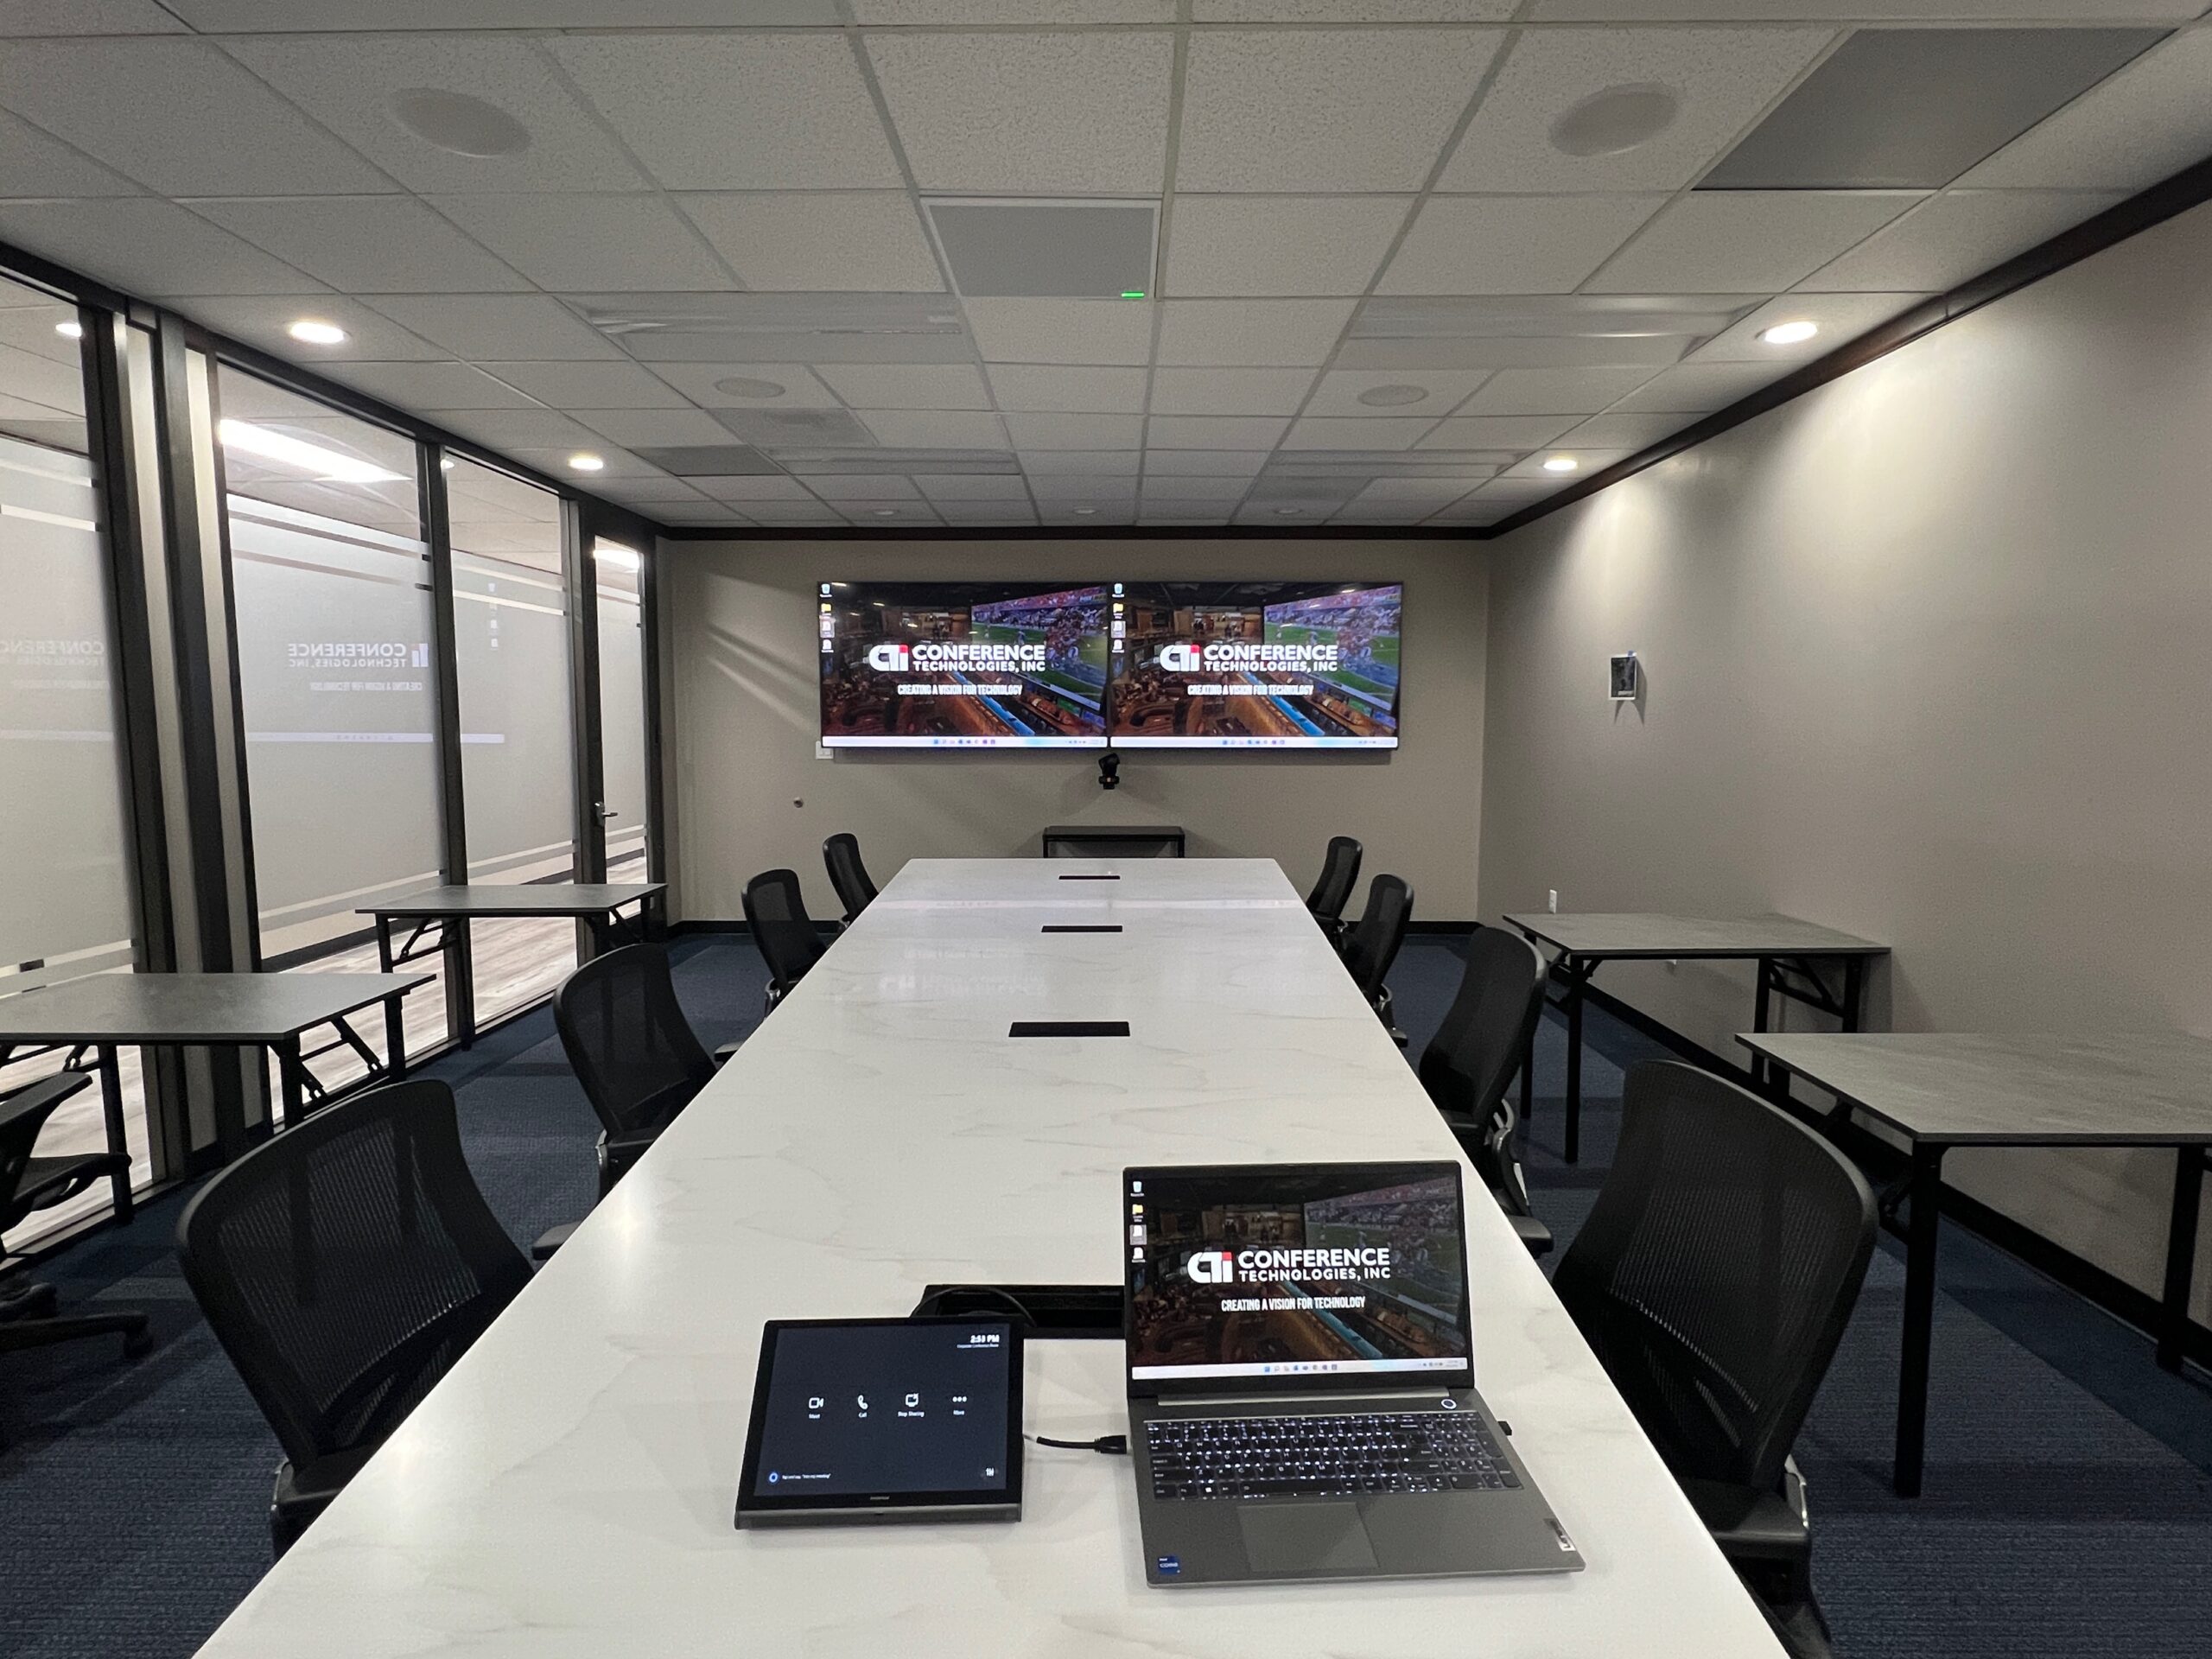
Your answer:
(95, 1044), (132, 1223)
(1894, 1141), (1946, 1497)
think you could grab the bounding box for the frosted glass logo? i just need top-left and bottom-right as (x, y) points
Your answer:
(287, 641), (429, 670)
(1184, 1245), (1394, 1286)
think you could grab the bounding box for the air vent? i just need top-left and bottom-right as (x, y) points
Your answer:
(925, 199), (1158, 298)
(629, 444), (784, 477)
(713, 408), (877, 448)
(1700, 28), (2166, 191)
(569, 293), (976, 365)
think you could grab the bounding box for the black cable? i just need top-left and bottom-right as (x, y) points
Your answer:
(1027, 1433), (1128, 1455)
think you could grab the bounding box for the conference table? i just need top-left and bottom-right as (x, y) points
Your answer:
(1505, 912), (1889, 1163)
(1740, 1030), (2212, 1499)
(197, 859), (1783, 1658)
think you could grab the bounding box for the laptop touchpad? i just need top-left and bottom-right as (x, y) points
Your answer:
(1237, 1503), (1379, 1574)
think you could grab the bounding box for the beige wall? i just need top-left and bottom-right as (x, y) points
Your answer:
(659, 537), (1486, 926)
(1479, 199), (2212, 1321)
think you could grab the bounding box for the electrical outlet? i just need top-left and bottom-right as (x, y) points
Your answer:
(1547, 889), (1558, 914)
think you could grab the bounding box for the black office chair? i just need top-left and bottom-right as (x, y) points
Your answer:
(823, 832), (878, 925)
(1552, 1060), (1876, 1658)
(1416, 928), (1551, 1257)
(1305, 835), (1362, 944)
(1338, 874), (1412, 1036)
(176, 1077), (531, 1557)
(744, 868), (827, 1013)
(529, 943), (720, 1261)
(1, 1075), (151, 1413)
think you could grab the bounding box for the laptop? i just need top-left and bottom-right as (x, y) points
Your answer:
(1122, 1160), (1585, 1586)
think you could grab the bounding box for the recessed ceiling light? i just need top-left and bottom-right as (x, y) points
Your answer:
(1357, 384), (1428, 408)
(217, 418), (404, 485)
(386, 87), (531, 158)
(1541, 455), (1579, 474)
(1549, 84), (1681, 157)
(1759, 319), (1820, 346)
(714, 375), (787, 399)
(1275, 507), (1304, 516)
(1073, 507), (1097, 516)
(567, 453), (605, 473)
(286, 318), (347, 346)
(54, 319), (84, 340)
(872, 508), (897, 518)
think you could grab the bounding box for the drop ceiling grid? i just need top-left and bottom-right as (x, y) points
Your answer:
(0, 10), (2191, 530)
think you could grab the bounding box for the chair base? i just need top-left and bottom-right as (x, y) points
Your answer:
(0, 1279), (150, 1359)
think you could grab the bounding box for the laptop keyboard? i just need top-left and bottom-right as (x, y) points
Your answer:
(1144, 1410), (1520, 1501)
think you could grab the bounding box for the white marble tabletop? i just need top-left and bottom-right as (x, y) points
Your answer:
(195, 858), (1782, 1658)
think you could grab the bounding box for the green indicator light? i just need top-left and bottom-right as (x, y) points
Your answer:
(1121, 289), (1147, 299)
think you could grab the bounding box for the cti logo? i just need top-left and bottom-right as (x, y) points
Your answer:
(1157, 642), (1204, 673)
(1185, 1250), (1236, 1286)
(866, 641), (912, 671)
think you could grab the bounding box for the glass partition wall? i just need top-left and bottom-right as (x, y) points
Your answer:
(594, 538), (650, 880)
(0, 274), (151, 1239)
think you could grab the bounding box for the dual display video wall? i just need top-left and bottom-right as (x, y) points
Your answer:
(817, 581), (1403, 751)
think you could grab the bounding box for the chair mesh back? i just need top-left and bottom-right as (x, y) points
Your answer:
(175, 1079), (530, 1469)
(823, 833), (878, 922)
(553, 944), (714, 1138)
(1552, 1061), (1877, 1493)
(744, 868), (828, 991)
(1306, 836), (1363, 921)
(1340, 875), (1413, 1000)
(1417, 929), (1545, 1186)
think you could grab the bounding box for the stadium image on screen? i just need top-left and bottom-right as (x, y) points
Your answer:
(1127, 1169), (1466, 1382)
(818, 581), (1109, 748)
(1107, 581), (1402, 748)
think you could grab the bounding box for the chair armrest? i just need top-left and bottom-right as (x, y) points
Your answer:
(713, 1042), (741, 1066)
(1508, 1211), (1553, 1259)
(0, 1071), (93, 1137)
(1684, 1474), (1809, 1565)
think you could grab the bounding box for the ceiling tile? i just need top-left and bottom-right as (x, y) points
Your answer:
(1030, 474), (1139, 501)
(1197, 3), (1514, 16)
(362, 294), (623, 361)
(741, 505), (848, 526)
(966, 298), (1155, 365)
(1147, 366), (1316, 415)
(484, 360), (691, 409)
(1381, 194), (1668, 295)
(1302, 368), (1486, 417)
(321, 359), (543, 411)
(1804, 188), (2127, 291)
(0, 1), (185, 32)
(1005, 411), (1145, 449)
(1527, 2), (2206, 22)
(1457, 365), (1656, 414)
(500, 442), (661, 480)
(1586, 191), (1922, 293)
(985, 365), (1147, 413)
(429, 194), (731, 292)
(547, 33), (902, 190)
(1687, 290), (1933, 361)
(838, 503), (944, 524)
(1146, 415), (1291, 449)
(594, 476), (712, 504)
(220, 35), (649, 194)
(189, 196), (531, 293)
(1281, 416), (1433, 451)
(168, 2), (847, 26)
(1177, 29), (1504, 192)
(858, 409), (1008, 448)
(1141, 475), (1253, 501)
(0, 109), (141, 196)
(1554, 411), (1692, 451)
(679, 193), (944, 292)
(647, 363), (842, 409)
(1164, 195), (1411, 296)
(437, 409), (607, 449)
(0, 39), (391, 196)
(174, 295), (446, 361)
(1606, 359), (1779, 413)
(1416, 413), (1577, 449)
(1019, 449), (1141, 474)
(1961, 28), (2212, 192)
(572, 408), (737, 448)
(816, 363), (991, 410)
(0, 199), (322, 297)
(691, 474), (820, 503)
(809, 475), (925, 501)
(1145, 449), (1270, 476)
(913, 474), (1031, 500)
(866, 30), (1174, 194)
(1156, 299), (1355, 366)
(1437, 26), (1833, 193)
(856, 3), (1173, 17)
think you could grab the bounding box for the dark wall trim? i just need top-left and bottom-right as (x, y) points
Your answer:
(1484, 149), (2212, 541)
(1575, 981), (2212, 1372)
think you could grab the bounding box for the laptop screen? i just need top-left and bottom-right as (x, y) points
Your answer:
(1122, 1162), (1472, 1393)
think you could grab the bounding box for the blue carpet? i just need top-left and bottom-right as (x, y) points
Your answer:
(3, 934), (2209, 1656)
